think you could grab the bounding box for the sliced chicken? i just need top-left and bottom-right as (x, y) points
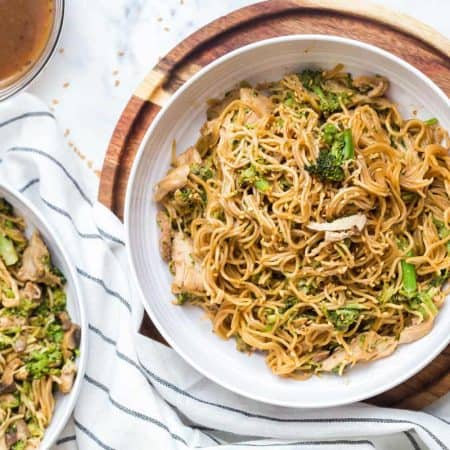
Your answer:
(157, 210), (172, 261)
(206, 88), (240, 120)
(174, 147), (201, 167)
(154, 165), (190, 202)
(321, 332), (397, 372)
(20, 281), (41, 300)
(171, 232), (205, 294)
(240, 88), (273, 119)
(308, 213), (367, 233)
(17, 232), (61, 286)
(353, 75), (389, 98)
(399, 319), (433, 344)
(0, 316), (26, 328)
(324, 230), (356, 242)
(58, 360), (77, 394)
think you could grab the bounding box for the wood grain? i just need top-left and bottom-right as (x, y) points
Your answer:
(98, 0), (450, 410)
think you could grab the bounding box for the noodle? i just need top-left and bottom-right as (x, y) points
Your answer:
(154, 66), (450, 379)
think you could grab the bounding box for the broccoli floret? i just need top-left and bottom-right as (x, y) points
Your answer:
(47, 323), (64, 343)
(305, 150), (345, 182)
(433, 218), (450, 254)
(298, 69), (323, 91)
(12, 441), (26, 450)
(51, 289), (67, 313)
(322, 123), (338, 145)
(406, 286), (439, 319)
(297, 69), (346, 116)
(279, 297), (298, 313)
(0, 198), (13, 215)
(190, 163), (213, 181)
(25, 345), (63, 379)
(327, 307), (360, 331)
(307, 128), (354, 182)
(238, 165), (271, 193)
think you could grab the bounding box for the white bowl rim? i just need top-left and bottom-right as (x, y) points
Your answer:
(125, 34), (450, 408)
(0, 181), (88, 444)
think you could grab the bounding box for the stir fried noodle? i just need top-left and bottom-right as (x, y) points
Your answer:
(0, 199), (79, 448)
(155, 65), (450, 379)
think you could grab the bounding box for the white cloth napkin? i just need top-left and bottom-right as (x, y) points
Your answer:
(0, 94), (448, 450)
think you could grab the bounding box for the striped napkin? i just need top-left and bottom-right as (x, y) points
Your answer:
(0, 93), (448, 450)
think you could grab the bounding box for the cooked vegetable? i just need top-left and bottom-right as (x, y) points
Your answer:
(424, 118), (438, 126)
(0, 235), (18, 266)
(306, 128), (354, 182)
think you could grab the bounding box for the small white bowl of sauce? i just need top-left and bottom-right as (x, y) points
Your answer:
(0, 0), (64, 101)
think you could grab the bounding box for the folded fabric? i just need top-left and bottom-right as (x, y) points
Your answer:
(0, 93), (448, 450)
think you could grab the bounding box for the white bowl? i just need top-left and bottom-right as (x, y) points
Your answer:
(0, 182), (87, 446)
(125, 35), (450, 408)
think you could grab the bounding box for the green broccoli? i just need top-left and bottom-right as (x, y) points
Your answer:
(0, 198), (13, 215)
(400, 251), (417, 298)
(322, 123), (338, 145)
(424, 118), (438, 126)
(327, 307), (360, 331)
(305, 150), (345, 182)
(279, 297), (298, 313)
(238, 165), (271, 193)
(12, 441), (26, 450)
(297, 69), (346, 116)
(25, 345), (63, 379)
(407, 286), (439, 319)
(190, 163), (213, 181)
(0, 234), (18, 265)
(307, 128), (354, 182)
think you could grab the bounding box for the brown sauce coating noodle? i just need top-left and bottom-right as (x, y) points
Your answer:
(155, 66), (449, 379)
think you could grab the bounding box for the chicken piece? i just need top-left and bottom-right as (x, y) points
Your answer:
(20, 281), (41, 300)
(206, 88), (240, 120)
(15, 419), (30, 441)
(1, 358), (21, 385)
(171, 232), (205, 294)
(62, 323), (81, 360)
(308, 213), (367, 233)
(174, 147), (201, 167)
(321, 332), (397, 372)
(24, 438), (41, 450)
(399, 319), (434, 344)
(240, 88), (273, 118)
(58, 359), (77, 394)
(58, 311), (72, 331)
(157, 210), (172, 261)
(352, 75), (389, 98)
(154, 165), (190, 202)
(311, 350), (330, 363)
(13, 336), (27, 353)
(17, 232), (61, 286)
(0, 316), (26, 328)
(324, 230), (356, 242)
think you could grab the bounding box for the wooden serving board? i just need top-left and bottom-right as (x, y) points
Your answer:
(98, 0), (450, 410)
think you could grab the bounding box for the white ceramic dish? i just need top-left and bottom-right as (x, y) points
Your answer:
(0, 182), (87, 447)
(125, 35), (450, 408)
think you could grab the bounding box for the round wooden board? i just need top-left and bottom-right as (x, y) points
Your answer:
(98, 0), (450, 410)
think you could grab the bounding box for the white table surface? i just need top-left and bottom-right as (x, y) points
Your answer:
(28, 0), (449, 183)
